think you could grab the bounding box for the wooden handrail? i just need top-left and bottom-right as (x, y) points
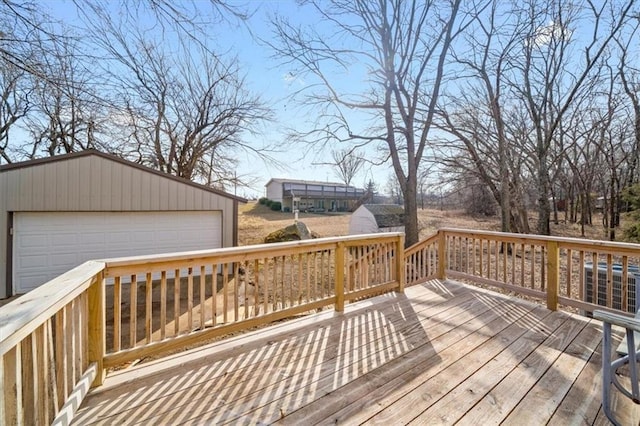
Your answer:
(1, 233), (405, 425)
(0, 261), (104, 356)
(103, 233), (405, 361)
(101, 233), (404, 268)
(404, 233), (438, 257)
(0, 261), (105, 424)
(3, 227), (640, 425)
(440, 227), (640, 255)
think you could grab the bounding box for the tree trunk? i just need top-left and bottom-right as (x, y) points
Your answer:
(580, 193), (587, 237)
(536, 158), (551, 235)
(403, 174), (419, 248)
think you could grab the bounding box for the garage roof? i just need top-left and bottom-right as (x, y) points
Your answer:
(0, 150), (247, 202)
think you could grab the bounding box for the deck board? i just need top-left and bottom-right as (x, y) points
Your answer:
(453, 314), (587, 426)
(547, 338), (605, 425)
(502, 321), (602, 424)
(377, 309), (569, 425)
(73, 280), (639, 425)
(280, 297), (541, 425)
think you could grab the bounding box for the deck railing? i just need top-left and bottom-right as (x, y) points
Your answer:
(405, 228), (640, 316)
(0, 261), (105, 425)
(404, 233), (439, 286)
(0, 233), (404, 425)
(2, 227), (640, 424)
(101, 233), (404, 367)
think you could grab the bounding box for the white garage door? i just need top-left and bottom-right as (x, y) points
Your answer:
(13, 211), (222, 294)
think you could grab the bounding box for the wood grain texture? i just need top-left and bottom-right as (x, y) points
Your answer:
(87, 274), (105, 387)
(72, 280), (638, 426)
(0, 261), (104, 356)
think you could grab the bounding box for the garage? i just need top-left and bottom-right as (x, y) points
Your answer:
(0, 150), (244, 298)
(12, 211), (222, 293)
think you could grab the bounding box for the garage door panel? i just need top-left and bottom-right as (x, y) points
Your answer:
(50, 254), (78, 268)
(13, 211), (222, 294)
(106, 232), (130, 244)
(132, 230), (155, 241)
(18, 274), (50, 292)
(51, 233), (78, 246)
(158, 230), (179, 242)
(80, 232), (107, 245)
(18, 254), (49, 269)
(19, 234), (46, 248)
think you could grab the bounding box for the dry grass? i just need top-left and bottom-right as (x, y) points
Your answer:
(238, 201), (501, 245)
(238, 202), (352, 245)
(239, 201), (613, 245)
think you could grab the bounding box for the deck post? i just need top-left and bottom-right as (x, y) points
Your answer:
(437, 230), (447, 280)
(546, 241), (559, 311)
(335, 242), (345, 312)
(396, 234), (405, 293)
(87, 272), (106, 387)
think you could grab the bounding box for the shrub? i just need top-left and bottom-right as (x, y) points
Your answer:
(258, 197), (268, 205)
(270, 201), (282, 211)
(265, 199), (273, 207)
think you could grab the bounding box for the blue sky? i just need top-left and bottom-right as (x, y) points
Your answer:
(230, 2), (390, 196)
(28, 1), (638, 199)
(36, 0), (388, 198)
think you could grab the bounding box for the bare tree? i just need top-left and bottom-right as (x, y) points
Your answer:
(93, 26), (271, 183)
(0, 0), (48, 163)
(0, 62), (31, 163)
(21, 34), (107, 158)
(512, 0), (635, 235)
(615, 18), (640, 187)
(331, 149), (365, 186)
(438, 0), (522, 233)
(47, 0), (274, 187)
(1, 0), (267, 187)
(440, 0), (635, 236)
(385, 172), (404, 205)
(0, 1), (61, 80)
(271, 0), (470, 246)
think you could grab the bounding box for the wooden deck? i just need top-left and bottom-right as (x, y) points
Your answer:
(73, 280), (639, 425)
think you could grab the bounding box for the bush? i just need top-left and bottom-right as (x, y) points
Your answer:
(270, 201), (282, 211)
(465, 183), (497, 216)
(258, 197), (268, 205)
(265, 199), (273, 207)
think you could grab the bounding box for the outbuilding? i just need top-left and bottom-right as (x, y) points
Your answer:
(265, 178), (366, 212)
(0, 150), (245, 298)
(349, 204), (405, 235)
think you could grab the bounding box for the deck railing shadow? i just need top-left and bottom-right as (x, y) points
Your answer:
(73, 290), (435, 424)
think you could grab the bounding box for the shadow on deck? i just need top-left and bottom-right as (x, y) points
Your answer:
(74, 280), (639, 425)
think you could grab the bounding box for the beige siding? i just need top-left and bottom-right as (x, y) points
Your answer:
(266, 181), (283, 202)
(0, 154), (239, 299)
(1, 156), (236, 213)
